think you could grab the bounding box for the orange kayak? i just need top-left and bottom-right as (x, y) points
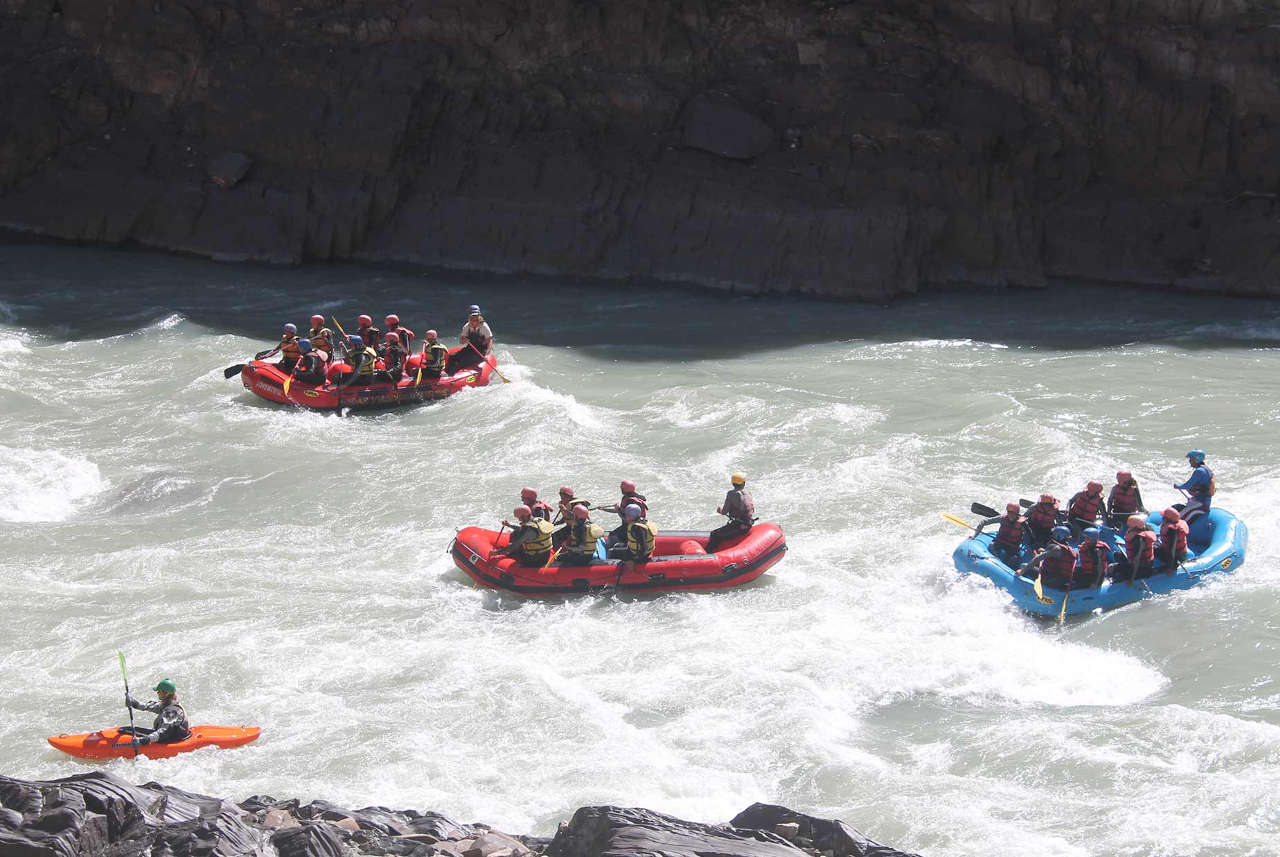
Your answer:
(47, 725), (261, 760)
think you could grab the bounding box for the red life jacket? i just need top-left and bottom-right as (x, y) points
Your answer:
(357, 325), (381, 348)
(1160, 520), (1189, 557)
(994, 514), (1025, 546)
(1068, 490), (1103, 521)
(724, 488), (755, 525)
(1109, 480), (1140, 514)
(1126, 528), (1156, 565)
(620, 491), (648, 516)
(1077, 541), (1108, 576)
(386, 325), (415, 348)
(1040, 544), (1078, 579)
(530, 500), (555, 521)
(1027, 501), (1058, 530)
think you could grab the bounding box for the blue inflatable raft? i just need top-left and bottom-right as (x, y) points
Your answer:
(952, 507), (1248, 617)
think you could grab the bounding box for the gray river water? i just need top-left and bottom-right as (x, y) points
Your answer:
(0, 243), (1277, 857)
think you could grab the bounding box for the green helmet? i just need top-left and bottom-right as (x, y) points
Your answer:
(153, 678), (176, 694)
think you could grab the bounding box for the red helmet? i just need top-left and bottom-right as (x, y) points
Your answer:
(426, 329), (438, 339)
(558, 485), (574, 497)
(1006, 502), (1020, 514)
(310, 314), (324, 326)
(1116, 470), (1133, 483)
(385, 314), (399, 326)
(1039, 493), (1055, 504)
(358, 314), (372, 327)
(520, 487), (537, 502)
(513, 505), (532, 519)
(620, 479), (636, 493)
(573, 505), (590, 520)
(1087, 480), (1103, 492)
(1162, 507), (1181, 521)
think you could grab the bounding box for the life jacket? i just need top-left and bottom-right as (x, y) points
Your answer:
(352, 346), (378, 376)
(1126, 528), (1156, 565)
(422, 342), (449, 373)
(1189, 465), (1216, 497)
(386, 325), (415, 348)
(1160, 520), (1189, 557)
(724, 488), (756, 526)
(153, 699), (191, 743)
(279, 335), (302, 362)
(619, 491), (648, 516)
(994, 514), (1025, 547)
(308, 326), (333, 353)
(517, 518), (554, 556)
(357, 325), (381, 349)
(292, 352), (328, 384)
(1077, 541), (1109, 577)
(1040, 543), (1078, 580)
(626, 519), (659, 560)
(563, 519), (604, 553)
(1027, 501), (1058, 530)
(530, 500), (555, 521)
(465, 321), (490, 350)
(559, 497), (590, 519)
(1109, 480), (1140, 514)
(1068, 490), (1103, 521)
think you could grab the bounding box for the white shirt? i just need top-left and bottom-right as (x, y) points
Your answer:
(460, 321), (492, 342)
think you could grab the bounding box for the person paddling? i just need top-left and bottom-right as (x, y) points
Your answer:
(450, 306), (493, 371)
(501, 505), (554, 566)
(1156, 507), (1190, 568)
(355, 314), (382, 350)
(558, 505), (604, 565)
(307, 314), (333, 357)
(1025, 493), (1060, 548)
(419, 330), (449, 380)
(601, 480), (649, 553)
(338, 334), (378, 386)
(121, 678), (191, 746)
(1174, 450), (1215, 525)
(275, 324), (302, 372)
(990, 502), (1026, 565)
(1107, 470), (1146, 528)
(707, 472), (756, 552)
(383, 314), (415, 350)
(1021, 525), (1078, 589)
(1075, 527), (1111, 588)
(1111, 515), (1156, 582)
(379, 330), (406, 383)
(290, 339), (328, 385)
(1066, 480), (1106, 529)
(608, 504), (658, 561)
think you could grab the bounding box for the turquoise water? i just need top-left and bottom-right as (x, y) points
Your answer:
(0, 243), (1276, 856)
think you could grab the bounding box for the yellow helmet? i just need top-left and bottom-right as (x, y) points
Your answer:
(731, 472), (746, 486)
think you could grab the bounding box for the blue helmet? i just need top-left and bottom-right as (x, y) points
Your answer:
(1186, 449), (1206, 465)
(623, 504), (642, 519)
(1082, 527), (1101, 541)
(283, 323), (297, 335)
(348, 334), (363, 348)
(1050, 525), (1071, 542)
(297, 338), (313, 353)
(468, 304), (481, 315)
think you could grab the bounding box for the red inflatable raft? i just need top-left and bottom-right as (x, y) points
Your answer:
(239, 347), (494, 410)
(48, 725), (261, 760)
(450, 523), (787, 595)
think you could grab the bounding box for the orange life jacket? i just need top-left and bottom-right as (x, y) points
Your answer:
(1160, 520), (1189, 557)
(1068, 490), (1103, 521)
(1126, 528), (1156, 565)
(1040, 544), (1078, 579)
(1109, 480), (1140, 514)
(1027, 501), (1058, 530)
(994, 514), (1025, 546)
(1077, 541), (1109, 577)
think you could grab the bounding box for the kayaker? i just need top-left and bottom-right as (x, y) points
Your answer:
(1156, 507), (1190, 568)
(1075, 527), (1111, 588)
(419, 330), (449, 380)
(707, 473), (756, 552)
(501, 505), (553, 565)
(307, 314), (333, 357)
(1110, 515), (1157, 582)
(601, 480), (649, 552)
(1107, 470), (1146, 528)
(519, 487), (555, 522)
(1066, 480), (1106, 528)
(1021, 525), (1077, 589)
(121, 678), (190, 746)
(276, 324), (302, 372)
(989, 502), (1026, 564)
(338, 334), (378, 386)
(355, 314), (382, 350)
(1025, 493), (1060, 548)
(450, 306), (493, 371)
(290, 339), (328, 385)
(379, 330), (406, 383)
(558, 505), (604, 564)
(384, 314), (415, 350)
(1174, 450), (1215, 524)
(607, 504), (658, 561)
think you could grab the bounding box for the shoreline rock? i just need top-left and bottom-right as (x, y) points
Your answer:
(0, 771), (921, 857)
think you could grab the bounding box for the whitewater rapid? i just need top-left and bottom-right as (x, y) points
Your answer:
(0, 244), (1276, 857)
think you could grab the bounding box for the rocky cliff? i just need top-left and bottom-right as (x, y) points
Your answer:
(1, 0), (1277, 299)
(0, 771), (920, 857)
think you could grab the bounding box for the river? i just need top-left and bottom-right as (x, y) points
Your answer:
(0, 243), (1276, 857)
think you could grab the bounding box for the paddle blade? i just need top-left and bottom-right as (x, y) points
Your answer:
(223, 364), (245, 379)
(1019, 498), (1034, 508)
(1058, 593), (1069, 623)
(283, 376), (292, 398)
(971, 502), (1000, 518)
(117, 651), (127, 682)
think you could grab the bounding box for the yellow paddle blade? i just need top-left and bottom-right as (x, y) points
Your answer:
(1032, 574), (1054, 605)
(283, 376), (292, 397)
(1058, 593), (1070, 623)
(414, 368), (422, 387)
(942, 512), (976, 531)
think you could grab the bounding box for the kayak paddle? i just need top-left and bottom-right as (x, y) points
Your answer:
(117, 651), (139, 758)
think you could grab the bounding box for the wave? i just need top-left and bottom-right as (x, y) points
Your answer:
(0, 447), (107, 522)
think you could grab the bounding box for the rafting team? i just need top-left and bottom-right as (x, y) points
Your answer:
(263, 305), (495, 386)
(497, 474), (756, 566)
(987, 450), (1216, 589)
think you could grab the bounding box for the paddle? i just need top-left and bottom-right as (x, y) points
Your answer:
(971, 502), (1000, 518)
(1058, 567), (1075, 624)
(1031, 571), (1053, 605)
(468, 342), (510, 383)
(942, 512), (977, 533)
(540, 546), (561, 572)
(117, 652), (139, 759)
(487, 522), (510, 560)
(222, 364), (245, 379)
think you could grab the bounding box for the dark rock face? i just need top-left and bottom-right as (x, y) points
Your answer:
(0, 773), (921, 857)
(1, 1), (1277, 298)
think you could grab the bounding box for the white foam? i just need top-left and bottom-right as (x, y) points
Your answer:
(0, 447), (107, 522)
